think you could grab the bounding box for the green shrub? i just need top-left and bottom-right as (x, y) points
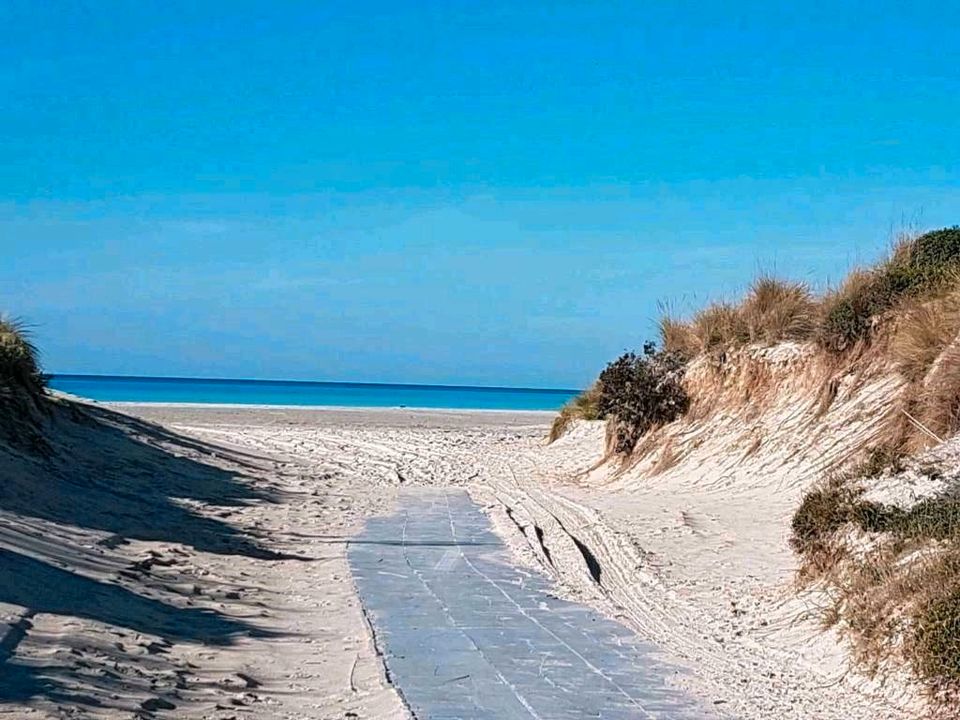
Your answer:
(910, 576), (960, 690)
(597, 342), (689, 454)
(818, 270), (880, 352)
(909, 226), (960, 279)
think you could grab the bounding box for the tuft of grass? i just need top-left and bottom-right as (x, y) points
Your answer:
(891, 296), (960, 382)
(651, 227), (960, 360)
(916, 343), (960, 442)
(819, 227), (960, 352)
(691, 302), (748, 352)
(548, 386), (601, 442)
(0, 315), (48, 452)
(740, 275), (817, 344)
(789, 478), (860, 557)
(890, 499), (960, 540)
(0, 316), (45, 399)
(658, 314), (700, 359)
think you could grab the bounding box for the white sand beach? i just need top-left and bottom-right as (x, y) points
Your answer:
(0, 401), (912, 719)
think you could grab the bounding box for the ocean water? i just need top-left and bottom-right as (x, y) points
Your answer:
(47, 375), (580, 411)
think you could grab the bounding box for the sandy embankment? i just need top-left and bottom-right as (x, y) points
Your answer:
(1, 401), (908, 719)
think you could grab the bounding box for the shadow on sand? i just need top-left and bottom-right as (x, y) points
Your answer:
(0, 401), (296, 710)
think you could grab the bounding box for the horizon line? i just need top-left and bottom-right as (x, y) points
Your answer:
(48, 373), (582, 395)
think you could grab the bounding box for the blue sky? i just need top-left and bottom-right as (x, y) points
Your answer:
(3, 1), (959, 388)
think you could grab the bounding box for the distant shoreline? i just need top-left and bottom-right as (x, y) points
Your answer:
(105, 400), (556, 415)
(47, 376), (576, 412)
(48, 373), (581, 395)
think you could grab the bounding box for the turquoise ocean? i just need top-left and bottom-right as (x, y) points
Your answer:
(48, 375), (579, 411)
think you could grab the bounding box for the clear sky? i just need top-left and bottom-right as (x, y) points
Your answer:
(3, 1), (959, 388)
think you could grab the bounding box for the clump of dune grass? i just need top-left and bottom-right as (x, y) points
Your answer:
(892, 295), (960, 382)
(0, 316), (48, 452)
(691, 302), (748, 352)
(670, 276), (816, 356)
(789, 475), (862, 560)
(741, 275), (817, 344)
(916, 343), (960, 442)
(548, 385), (601, 442)
(909, 567), (960, 701)
(0, 316), (45, 400)
(819, 227), (960, 352)
(658, 314), (700, 359)
(651, 227), (960, 361)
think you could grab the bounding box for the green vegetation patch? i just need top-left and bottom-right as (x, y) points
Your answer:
(790, 480), (862, 555)
(911, 573), (960, 690)
(856, 498), (960, 541)
(792, 477), (960, 556)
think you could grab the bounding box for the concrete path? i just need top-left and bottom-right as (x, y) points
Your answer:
(348, 488), (712, 719)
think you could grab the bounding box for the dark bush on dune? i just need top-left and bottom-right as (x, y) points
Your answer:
(597, 342), (689, 454)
